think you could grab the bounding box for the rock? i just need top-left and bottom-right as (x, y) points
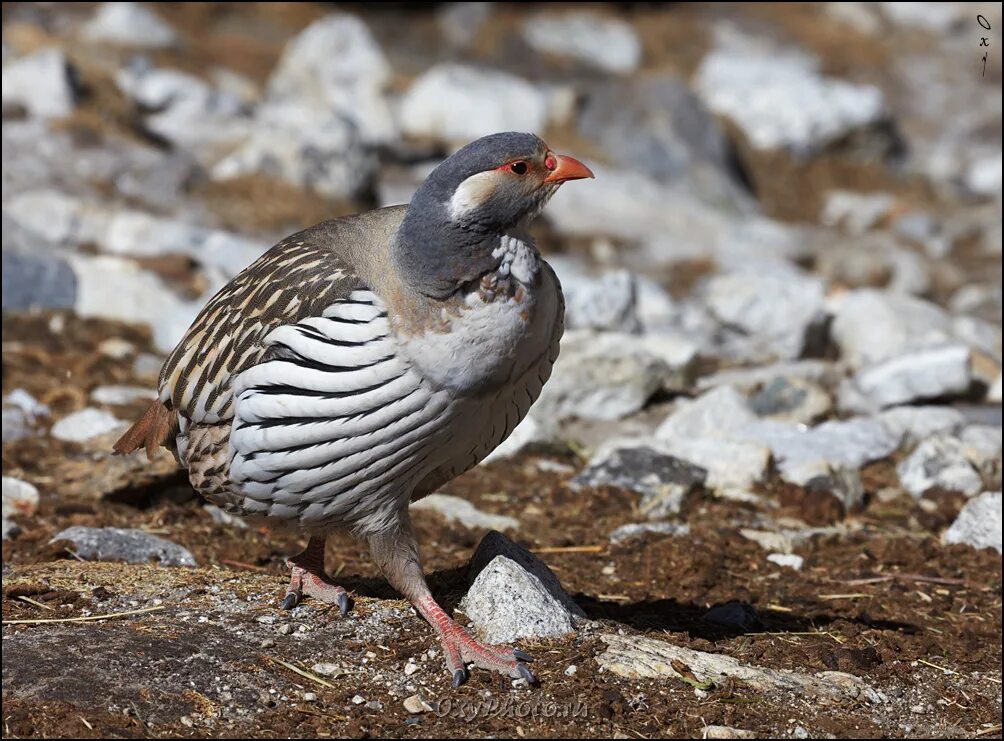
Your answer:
(50, 526), (196, 566)
(896, 435), (985, 498)
(831, 289), (956, 370)
(660, 437), (770, 497)
(204, 505), (248, 530)
(608, 522), (690, 544)
(2, 389), (50, 443)
(116, 62), (251, 162)
(819, 190), (896, 235)
(878, 2), (968, 32)
(851, 344), (972, 408)
(461, 531), (583, 643)
(943, 492), (1002, 553)
(959, 425), (1002, 489)
(2, 220), (77, 311)
(578, 74), (738, 187)
(694, 37), (888, 157)
(2, 477), (40, 541)
(536, 330), (668, 421)
(697, 360), (839, 393)
(399, 65), (550, 144)
(5, 190), (266, 277)
(573, 446), (705, 519)
(523, 12), (641, 74)
(81, 2), (178, 47)
(875, 405), (966, 448)
(550, 259), (639, 333)
(704, 602), (762, 632)
(766, 553), (804, 570)
(703, 266), (826, 361)
(211, 102), (376, 199)
(597, 634), (879, 702)
(91, 385), (155, 406)
(1, 48), (76, 119)
(439, 2), (492, 48)
(50, 408), (125, 443)
(749, 377), (832, 425)
(265, 13), (395, 145)
(403, 694), (432, 714)
(703, 727), (757, 740)
(411, 494), (519, 532)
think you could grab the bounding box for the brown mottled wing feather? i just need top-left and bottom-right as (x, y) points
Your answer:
(158, 225), (362, 424)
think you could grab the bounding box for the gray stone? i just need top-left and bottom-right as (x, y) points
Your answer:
(204, 505), (248, 530)
(896, 435), (985, 498)
(704, 265), (826, 361)
(523, 12), (641, 74)
(831, 289), (955, 369)
(82, 2), (178, 47)
(694, 36), (887, 157)
(703, 726), (757, 740)
(1, 49), (76, 119)
(2, 389), (50, 443)
(573, 446), (706, 519)
(876, 405), (966, 448)
(2, 218), (77, 311)
(943, 491), (1002, 553)
(411, 494), (519, 532)
(50, 408), (125, 443)
(609, 522), (690, 544)
(550, 260), (639, 333)
(657, 437), (770, 498)
(2, 477), (40, 540)
(749, 376), (832, 425)
(819, 190), (895, 235)
(766, 553), (804, 570)
(696, 360), (839, 393)
(265, 13), (395, 145)
(852, 344), (972, 408)
(704, 602), (761, 632)
(959, 425), (1002, 490)
(50, 526), (196, 566)
(536, 330), (667, 421)
(399, 65), (551, 144)
(461, 531), (583, 644)
(657, 386), (758, 441)
(578, 74), (738, 187)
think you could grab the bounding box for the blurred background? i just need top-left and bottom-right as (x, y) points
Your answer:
(2, 3), (1002, 738)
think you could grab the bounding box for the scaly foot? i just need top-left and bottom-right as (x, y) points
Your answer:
(279, 536), (351, 615)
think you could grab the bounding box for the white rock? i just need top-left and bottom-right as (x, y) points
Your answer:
(820, 190), (895, 235)
(657, 386), (758, 441)
(399, 65), (550, 144)
(943, 491), (1002, 553)
(204, 504), (248, 530)
(91, 385), (156, 405)
(766, 553), (804, 570)
(697, 360), (838, 392)
(831, 289), (955, 369)
(536, 330), (667, 421)
(875, 405), (966, 448)
(439, 3), (492, 48)
(51, 526), (196, 566)
(265, 14), (395, 144)
(211, 102), (376, 199)
(704, 266), (825, 361)
(2, 390), (50, 442)
(878, 2), (968, 32)
(411, 494), (519, 531)
(82, 2), (178, 48)
(461, 532), (583, 644)
(1, 49), (76, 119)
(662, 437), (770, 496)
(852, 344), (972, 408)
(50, 408), (125, 443)
(523, 12), (641, 73)
(2, 476), (40, 538)
(609, 522), (690, 544)
(695, 40), (886, 156)
(897, 435), (985, 498)
(550, 259), (639, 333)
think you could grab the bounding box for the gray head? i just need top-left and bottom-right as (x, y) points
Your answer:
(395, 132), (593, 299)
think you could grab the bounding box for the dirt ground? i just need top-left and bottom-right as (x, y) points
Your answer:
(2, 312), (1002, 739)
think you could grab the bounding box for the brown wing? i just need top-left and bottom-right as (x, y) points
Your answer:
(158, 227), (362, 424)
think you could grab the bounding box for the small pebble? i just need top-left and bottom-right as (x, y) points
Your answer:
(564, 664), (577, 676)
(366, 700), (383, 711)
(910, 704), (926, 714)
(403, 694), (429, 714)
(303, 692), (317, 702)
(404, 660), (419, 676)
(260, 638), (275, 648)
(278, 623), (293, 635)
(352, 694), (366, 705)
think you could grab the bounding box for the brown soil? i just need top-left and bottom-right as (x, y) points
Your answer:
(3, 311), (1002, 739)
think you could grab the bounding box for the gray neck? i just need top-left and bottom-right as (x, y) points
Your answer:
(393, 185), (505, 300)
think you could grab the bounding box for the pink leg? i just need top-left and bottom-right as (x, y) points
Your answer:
(281, 536), (350, 615)
(369, 516), (534, 687)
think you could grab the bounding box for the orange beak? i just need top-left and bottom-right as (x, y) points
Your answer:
(542, 153), (594, 184)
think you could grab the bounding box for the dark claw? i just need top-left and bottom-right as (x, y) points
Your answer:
(512, 648), (533, 663)
(452, 668), (468, 688)
(280, 593), (299, 611)
(516, 663), (536, 685)
(336, 591), (351, 617)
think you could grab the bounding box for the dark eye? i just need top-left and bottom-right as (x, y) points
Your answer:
(509, 161), (528, 175)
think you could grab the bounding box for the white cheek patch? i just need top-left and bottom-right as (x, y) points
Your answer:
(448, 170), (501, 221)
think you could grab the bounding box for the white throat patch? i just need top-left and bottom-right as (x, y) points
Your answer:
(447, 171), (499, 221)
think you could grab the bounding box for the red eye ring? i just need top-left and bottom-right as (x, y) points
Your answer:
(510, 161), (528, 175)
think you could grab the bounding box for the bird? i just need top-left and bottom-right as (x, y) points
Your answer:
(114, 131), (593, 687)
